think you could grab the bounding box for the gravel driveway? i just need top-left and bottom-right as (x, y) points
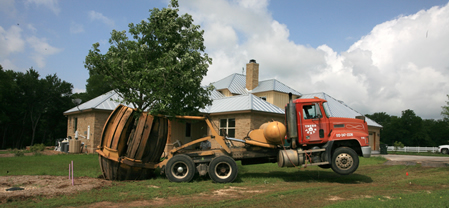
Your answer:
(374, 154), (449, 167)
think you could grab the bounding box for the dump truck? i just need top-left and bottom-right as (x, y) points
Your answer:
(97, 93), (371, 183)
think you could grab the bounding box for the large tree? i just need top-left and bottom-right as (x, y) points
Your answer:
(85, 0), (213, 116)
(442, 94), (449, 120)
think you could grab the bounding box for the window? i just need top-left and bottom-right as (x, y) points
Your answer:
(74, 117), (78, 133)
(303, 105), (318, 119)
(322, 102), (331, 118)
(220, 118), (235, 137)
(260, 96), (267, 101)
(185, 123), (191, 137)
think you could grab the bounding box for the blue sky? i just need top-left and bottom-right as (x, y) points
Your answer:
(1, 0), (449, 119)
(268, 0), (448, 51)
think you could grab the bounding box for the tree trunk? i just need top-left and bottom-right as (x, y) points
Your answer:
(41, 128), (47, 144)
(1, 127), (6, 149)
(30, 112), (41, 147)
(17, 112), (28, 149)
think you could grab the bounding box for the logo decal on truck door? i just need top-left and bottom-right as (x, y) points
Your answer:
(305, 124), (317, 134)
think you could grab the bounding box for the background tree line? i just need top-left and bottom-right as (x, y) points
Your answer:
(0, 65), (111, 149)
(366, 101), (449, 147)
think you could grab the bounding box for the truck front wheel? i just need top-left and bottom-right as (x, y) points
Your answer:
(208, 156), (238, 183)
(331, 147), (359, 175)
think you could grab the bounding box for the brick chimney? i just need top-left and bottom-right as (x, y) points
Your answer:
(246, 59), (259, 91)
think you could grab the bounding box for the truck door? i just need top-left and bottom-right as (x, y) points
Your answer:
(300, 103), (330, 143)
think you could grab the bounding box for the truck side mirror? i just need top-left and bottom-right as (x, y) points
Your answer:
(314, 103), (322, 119)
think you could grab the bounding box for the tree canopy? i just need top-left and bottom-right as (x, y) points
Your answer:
(442, 94), (449, 120)
(84, 0), (213, 116)
(366, 109), (449, 146)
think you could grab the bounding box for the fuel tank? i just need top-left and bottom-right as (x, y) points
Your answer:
(248, 121), (286, 145)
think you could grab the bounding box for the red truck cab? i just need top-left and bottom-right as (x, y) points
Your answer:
(295, 98), (370, 154)
(282, 94), (371, 175)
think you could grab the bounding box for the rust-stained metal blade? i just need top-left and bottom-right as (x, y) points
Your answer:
(101, 105), (127, 148)
(111, 108), (133, 150)
(134, 115), (154, 160)
(127, 113), (148, 159)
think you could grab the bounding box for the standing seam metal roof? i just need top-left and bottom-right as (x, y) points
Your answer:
(200, 94), (284, 114)
(64, 89), (285, 115)
(211, 73), (302, 96)
(63, 90), (132, 114)
(251, 79), (301, 95)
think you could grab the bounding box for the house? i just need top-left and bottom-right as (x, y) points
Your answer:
(63, 91), (128, 153)
(63, 59), (381, 153)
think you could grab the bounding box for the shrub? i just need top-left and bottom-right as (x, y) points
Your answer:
(393, 141), (405, 151)
(33, 151), (43, 156)
(30, 143), (46, 152)
(14, 149), (24, 157)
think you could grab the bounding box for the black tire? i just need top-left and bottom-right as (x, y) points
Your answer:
(318, 164), (331, 169)
(208, 155), (238, 183)
(442, 149), (449, 155)
(165, 154), (195, 182)
(331, 147), (359, 175)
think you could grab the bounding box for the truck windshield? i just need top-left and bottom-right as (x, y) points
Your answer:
(323, 102), (331, 118)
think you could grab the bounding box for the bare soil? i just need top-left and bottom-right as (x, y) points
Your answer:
(0, 149), (64, 158)
(0, 149), (112, 204)
(0, 175), (112, 203)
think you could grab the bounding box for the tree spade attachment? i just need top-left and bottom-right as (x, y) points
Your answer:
(97, 105), (169, 180)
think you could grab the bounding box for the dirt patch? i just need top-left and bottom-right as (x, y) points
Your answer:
(384, 161), (418, 166)
(211, 186), (265, 197)
(86, 186), (268, 208)
(0, 150), (65, 158)
(0, 175), (112, 203)
(383, 160), (449, 167)
(327, 195), (344, 201)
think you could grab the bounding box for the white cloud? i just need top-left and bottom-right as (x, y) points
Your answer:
(27, 24), (37, 34)
(88, 10), (115, 27)
(73, 88), (86, 93)
(26, 36), (63, 68)
(179, 0), (449, 119)
(0, 59), (19, 71)
(0, 25), (25, 57)
(70, 22), (84, 34)
(340, 3), (449, 118)
(26, 0), (60, 15)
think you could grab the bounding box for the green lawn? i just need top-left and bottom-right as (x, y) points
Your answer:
(1, 154), (448, 207)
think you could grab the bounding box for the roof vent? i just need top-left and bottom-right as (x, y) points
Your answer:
(249, 59), (256, 63)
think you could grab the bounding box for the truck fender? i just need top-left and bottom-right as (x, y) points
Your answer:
(324, 140), (335, 163)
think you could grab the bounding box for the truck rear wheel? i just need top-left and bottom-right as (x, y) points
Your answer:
(208, 156), (238, 183)
(331, 147), (359, 175)
(165, 154), (195, 182)
(442, 149), (449, 154)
